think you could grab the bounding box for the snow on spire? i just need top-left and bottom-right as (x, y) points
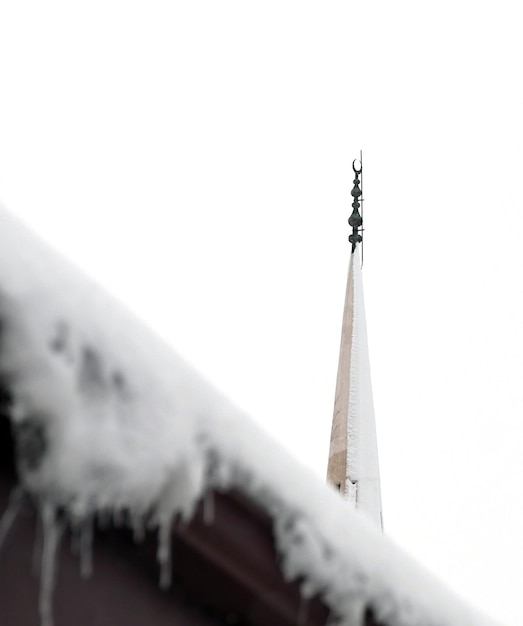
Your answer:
(327, 243), (382, 528)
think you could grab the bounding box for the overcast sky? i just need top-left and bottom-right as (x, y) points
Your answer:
(1, 2), (522, 623)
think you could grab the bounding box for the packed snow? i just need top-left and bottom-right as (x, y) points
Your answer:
(0, 209), (495, 626)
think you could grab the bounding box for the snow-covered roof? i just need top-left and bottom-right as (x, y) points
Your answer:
(0, 208), (495, 626)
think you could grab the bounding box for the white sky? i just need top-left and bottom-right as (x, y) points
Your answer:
(1, 2), (522, 623)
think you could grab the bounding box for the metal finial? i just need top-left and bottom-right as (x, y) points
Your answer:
(348, 151), (364, 253)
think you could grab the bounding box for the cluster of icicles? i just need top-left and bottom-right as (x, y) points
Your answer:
(0, 486), (217, 626)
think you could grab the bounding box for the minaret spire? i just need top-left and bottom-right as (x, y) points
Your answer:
(327, 154), (383, 529)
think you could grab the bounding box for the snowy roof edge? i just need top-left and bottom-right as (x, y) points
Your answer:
(0, 208), (496, 626)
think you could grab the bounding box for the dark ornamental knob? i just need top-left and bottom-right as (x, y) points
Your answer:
(349, 208), (363, 228)
(349, 154), (364, 253)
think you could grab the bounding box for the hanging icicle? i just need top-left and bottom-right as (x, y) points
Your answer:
(39, 502), (63, 626)
(203, 490), (215, 526)
(157, 519), (173, 590)
(132, 511), (146, 543)
(0, 487), (23, 552)
(32, 507), (43, 576)
(79, 516), (93, 579)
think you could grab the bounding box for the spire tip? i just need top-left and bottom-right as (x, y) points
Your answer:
(348, 152), (364, 252)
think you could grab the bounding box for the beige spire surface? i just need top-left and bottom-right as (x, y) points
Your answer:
(327, 244), (382, 528)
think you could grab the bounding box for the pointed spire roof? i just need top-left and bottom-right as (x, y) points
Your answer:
(327, 159), (382, 528)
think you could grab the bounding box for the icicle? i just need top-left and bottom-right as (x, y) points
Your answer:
(39, 502), (62, 626)
(79, 516), (93, 578)
(32, 507), (43, 576)
(132, 512), (145, 543)
(203, 490), (215, 525)
(297, 596), (309, 626)
(157, 518), (172, 590)
(0, 487), (23, 552)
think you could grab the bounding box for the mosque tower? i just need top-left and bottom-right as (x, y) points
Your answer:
(327, 156), (383, 529)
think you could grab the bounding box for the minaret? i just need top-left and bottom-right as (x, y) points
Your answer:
(327, 156), (383, 529)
